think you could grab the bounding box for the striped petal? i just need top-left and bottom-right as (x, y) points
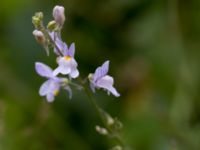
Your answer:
(93, 61), (109, 82)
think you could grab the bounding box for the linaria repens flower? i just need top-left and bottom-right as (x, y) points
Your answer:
(89, 61), (120, 97)
(35, 62), (72, 102)
(53, 5), (65, 27)
(53, 42), (79, 78)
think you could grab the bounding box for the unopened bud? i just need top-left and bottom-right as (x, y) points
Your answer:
(53, 5), (65, 27)
(88, 73), (93, 81)
(35, 12), (43, 20)
(107, 115), (115, 126)
(32, 12), (44, 29)
(47, 20), (57, 31)
(32, 16), (39, 26)
(33, 30), (49, 55)
(32, 30), (45, 44)
(110, 145), (123, 150)
(99, 109), (115, 126)
(62, 78), (69, 85)
(95, 125), (108, 135)
(113, 118), (123, 130)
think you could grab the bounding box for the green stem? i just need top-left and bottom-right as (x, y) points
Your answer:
(38, 23), (125, 148)
(34, 14), (129, 149)
(78, 78), (125, 146)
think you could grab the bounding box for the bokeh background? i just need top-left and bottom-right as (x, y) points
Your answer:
(0, 0), (200, 149)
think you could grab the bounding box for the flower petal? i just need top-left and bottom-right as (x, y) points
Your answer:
(55, 37), (68, 55)
(39, 79), (60, 98)
(35, 62), (53, 78)
(96, 75), (120, 97)
(39, 80), (52, 96)
(93, 61), (109, 82)
(49, 32), (68, 55)
(53, 66), (70, 76)
(70, 67), (79, 78)
(53, 57), (79, 77)
(53, 58), (71, 75)
(66, 43), (75, 57)
(47, 93), (55, 102)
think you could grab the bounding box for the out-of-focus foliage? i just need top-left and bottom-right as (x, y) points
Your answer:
(0, 0), (200, 149)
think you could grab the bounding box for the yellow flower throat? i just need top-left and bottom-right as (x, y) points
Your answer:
(64, 56), (72, 61)
(53, 90), (59, 96)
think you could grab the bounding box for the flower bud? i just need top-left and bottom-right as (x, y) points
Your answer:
(32, 30), (45, 44)
(95, 125), (108, 135)
(107, 114), (115, 126)
(113, 118), (123, 130)
(99, 108), (115, 126)
(33, 30), (49, 55)
(32, 12), (44, 29)
(53, 5), (65, 27)
(110, 145), (123, 150)
(32, 16), (40, 27)
(61, 78), (69, 85)
(47, 20), (57, 31)
(88, 73), (93, 81)
(35, 12), (43, 20)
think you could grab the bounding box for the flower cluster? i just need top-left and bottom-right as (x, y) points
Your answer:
(32, 5), (120, 102)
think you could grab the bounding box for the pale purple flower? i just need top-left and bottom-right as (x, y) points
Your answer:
(89, 61), (120, 97)
(53, 5), (65, 27)
(53, 42), (79, 78)
(48, 31), (79, 78)
(35, 62), (72, 102)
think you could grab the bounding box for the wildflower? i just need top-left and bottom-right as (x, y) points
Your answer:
(53, 5), (65, 27)
(35, 62), (71, 102)
(89, 61), (120, 97)
(48, 31), (79, 78)
(53, 42), (79, 78)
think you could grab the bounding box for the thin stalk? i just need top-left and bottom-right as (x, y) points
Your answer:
(43, 28), (125, 147)
(78, 78), (125, 146)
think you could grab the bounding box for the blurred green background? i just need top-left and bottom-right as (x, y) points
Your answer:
(1, 0), (200, 149)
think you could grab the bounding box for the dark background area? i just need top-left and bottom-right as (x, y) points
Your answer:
(0, 0), (200, 149)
